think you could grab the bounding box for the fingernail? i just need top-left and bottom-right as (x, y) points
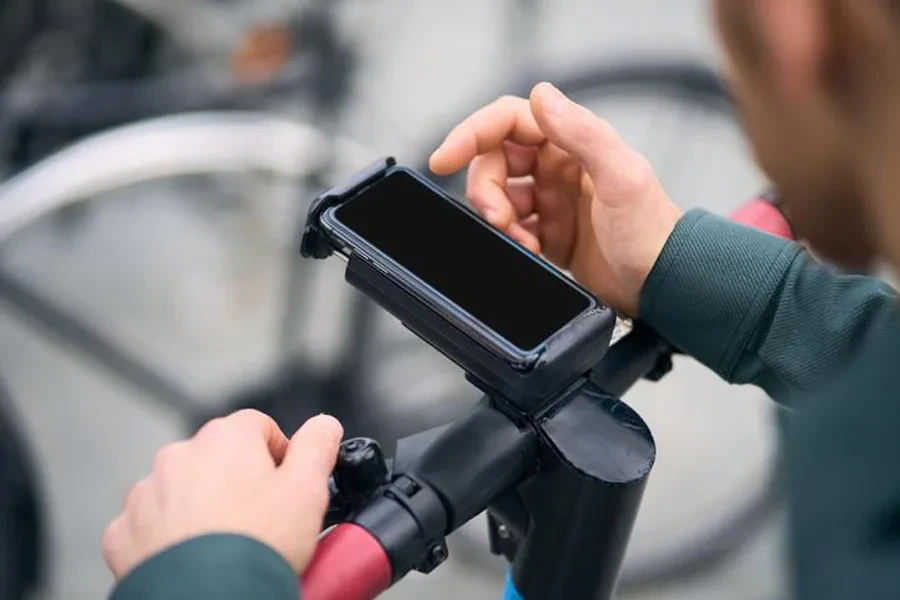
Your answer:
(537, 82), (565, 116)
(316, 414), (344, 439)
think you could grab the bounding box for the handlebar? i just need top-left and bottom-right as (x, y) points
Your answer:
(301, 524), (392, 600)
(300, 195), (794, 600)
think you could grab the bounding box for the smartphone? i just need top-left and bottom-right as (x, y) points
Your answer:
(319, 166), (598, 370)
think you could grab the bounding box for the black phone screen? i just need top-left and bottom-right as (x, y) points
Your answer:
(334, 170), (592, 350)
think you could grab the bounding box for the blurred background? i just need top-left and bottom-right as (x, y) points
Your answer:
(0, 1), (786, 599)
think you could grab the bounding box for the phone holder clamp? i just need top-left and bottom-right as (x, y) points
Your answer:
(301, 157), (398, 260)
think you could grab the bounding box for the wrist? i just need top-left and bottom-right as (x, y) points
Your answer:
(635, 208), (683, 312)
(607, 206), (682, 318)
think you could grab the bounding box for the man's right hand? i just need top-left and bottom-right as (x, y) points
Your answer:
(430, 83), (682, 317)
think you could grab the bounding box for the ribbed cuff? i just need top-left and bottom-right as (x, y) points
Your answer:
(110, 534), (299, 600)
(640, 209), (801, 380)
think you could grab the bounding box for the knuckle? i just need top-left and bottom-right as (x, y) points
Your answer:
(101, 518), (118, 552)
(102, 516), (130, 577)
(232, 408), (271, 429)
(465, 175), (476, 197)
(605, 152), (655, 199)
(465, 170), (496, 202)
(466, 172), (485, 198)
(124, 479), (148, 512)
(497, 94), (524, 108)
(152, 442), (185, 474)
(308, 483), (331, 512)
(197, 416), (230, 440)
(620, 152), (655, 188)
(101, 520), (120, 563)
(574, 112), (611, 146)
(594, 117), (617, 141)
(495, 94), (528, 116)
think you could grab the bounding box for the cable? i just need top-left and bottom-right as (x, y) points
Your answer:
(0, 377), (43, 600)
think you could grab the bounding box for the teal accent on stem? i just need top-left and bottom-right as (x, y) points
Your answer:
(503, 570), (524, 600)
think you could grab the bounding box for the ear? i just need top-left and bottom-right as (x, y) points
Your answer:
(754, 0), (826, 101)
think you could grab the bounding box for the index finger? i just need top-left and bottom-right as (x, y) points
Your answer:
(430, 96), (547, 176)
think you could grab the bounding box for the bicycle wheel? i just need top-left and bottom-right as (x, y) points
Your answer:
(421, 60), (779, 588)
(0, 380), (44, 600)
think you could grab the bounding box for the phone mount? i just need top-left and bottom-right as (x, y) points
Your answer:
(301, 157), (398, 260)
(299, 161), (663, 599)
(301, 158), (618, 414)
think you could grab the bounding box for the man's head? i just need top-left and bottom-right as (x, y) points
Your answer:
(715, 0), (900, 269)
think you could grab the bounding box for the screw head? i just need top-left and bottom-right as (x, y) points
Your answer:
(430, 544), (448, 564)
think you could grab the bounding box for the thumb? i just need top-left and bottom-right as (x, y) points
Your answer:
(279, 415), (343, 500)
(530, 82), (628, 180)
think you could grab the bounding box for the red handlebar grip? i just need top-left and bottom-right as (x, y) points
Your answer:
(301, 523), (393, 600)
(730, 197), (794, 240)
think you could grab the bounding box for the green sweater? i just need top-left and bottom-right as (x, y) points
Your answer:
(111, 209), (900, 600)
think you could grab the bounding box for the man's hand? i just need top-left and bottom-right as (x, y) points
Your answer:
(430, 83), (682, 316)
(102, 411), (343, 580)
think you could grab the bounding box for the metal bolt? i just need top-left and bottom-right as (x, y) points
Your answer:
(430, 544), (448, 564)
(344, 439), (363, 451)
(497, 524), (511, 540)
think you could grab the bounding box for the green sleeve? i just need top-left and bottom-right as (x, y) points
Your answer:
(640, 209), (898, 401)
(110, 534), (300, 600)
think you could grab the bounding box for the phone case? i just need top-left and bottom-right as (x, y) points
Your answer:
(301, 158), (617, 412)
